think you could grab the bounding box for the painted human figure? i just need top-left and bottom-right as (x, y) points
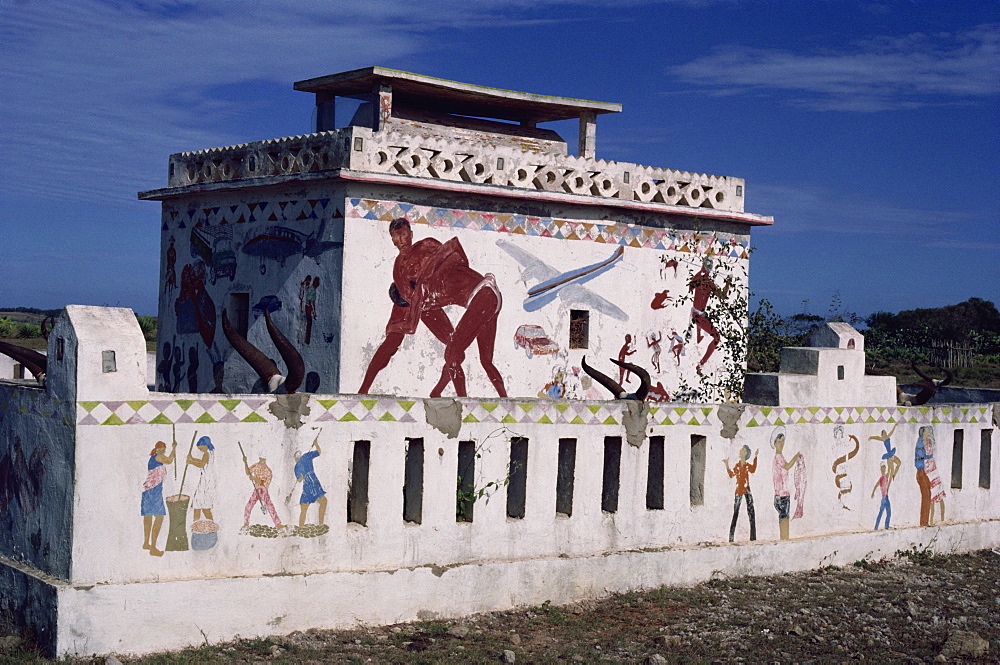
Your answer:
(186, 436), (216, 522)
(358, 219), (455, 394)
(298, 276), (311, 344)
(164, 236), (177, 293)
(617, 334), (636, 384)
(141, 440), (177, 557)
(157, 342), (173, 391)
(242, 456), (282, 529)
(669, 329), (685, 366)
(361, 218), (507, 398)
(172, 343), (185, 392)
(292, 436), (327, 527)
(647, 331), (663, 373)
(686, 257), (732, 371)
(870, 424), (901, 530)
(538, 367), (566, 399)
(770, 427), (802, 540)
(186, 346), (199, 393)
(914, 426), (946, 526)
(724, 445), (758, 542)
(304, 276), (319, 345)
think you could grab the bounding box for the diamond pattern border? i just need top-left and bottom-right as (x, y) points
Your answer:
(74, 399), (991, 428)
(347, 198), (750, 258)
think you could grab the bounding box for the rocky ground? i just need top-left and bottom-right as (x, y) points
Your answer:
(2, 548), (998, 664)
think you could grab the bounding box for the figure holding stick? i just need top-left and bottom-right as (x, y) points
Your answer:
(186, 435), (216, 522)
(289, 435), (328, 528)
(164, 430), (198, 552)
(141, 439), (177, 557)
(239, 442), (283, 530)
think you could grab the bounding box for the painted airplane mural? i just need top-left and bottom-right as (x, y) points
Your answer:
(495, 239), (629, 321)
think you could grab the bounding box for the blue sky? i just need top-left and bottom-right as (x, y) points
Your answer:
(1, 0), (996, 318)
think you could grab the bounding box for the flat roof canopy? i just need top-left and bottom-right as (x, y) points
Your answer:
(294, 66), (621, 124)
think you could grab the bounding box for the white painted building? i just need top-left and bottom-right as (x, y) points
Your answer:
(1, 68), (997, 657)
(139, 66), (770, 402)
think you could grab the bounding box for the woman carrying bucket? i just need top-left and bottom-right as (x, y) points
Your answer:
(141, 440), (177, 557)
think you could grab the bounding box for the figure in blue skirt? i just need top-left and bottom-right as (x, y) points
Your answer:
(292, 436), (327, 527)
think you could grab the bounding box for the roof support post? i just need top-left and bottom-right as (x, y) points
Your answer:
(578, 110), (596, 159)
(375, 83), (392, 131)
(315, 92), (336, 132)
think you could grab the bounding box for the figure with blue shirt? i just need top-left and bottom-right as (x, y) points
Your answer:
(292, 436), (327, 527)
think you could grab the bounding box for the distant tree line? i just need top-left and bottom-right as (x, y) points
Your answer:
(748, 297), (1000, 372)
(0, 312), (157, 342)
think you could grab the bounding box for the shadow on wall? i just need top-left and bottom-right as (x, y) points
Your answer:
(900, 386), (1000, 404)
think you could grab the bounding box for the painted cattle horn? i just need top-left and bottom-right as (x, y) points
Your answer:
(936, 367), (954, 388)
(581, 355), (625, 399)
(263, 309), (304, 394)
(40, 316), (54, 341)
(610, 358), (651, 401)
(222, 309), (284, 392)
(0, 341), (46, 382)
(911, 362), (933, 384)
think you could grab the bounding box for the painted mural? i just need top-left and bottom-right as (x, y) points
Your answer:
(135, 421), (337, 552)
(358, 219), (506, 397)
(870, 424), (902, 530)
(60, 386), (990, 563)
(291, 436), (329, 532)
(497, 239), (628, 321)
(725, 445), (758, 542)
(831, 426), (861, 510)
(159, 197), (344, 394)
(914, 425), (946, 526)
(769, 426), (805, 540)
(344, 199), (750, 399)
(141, 440), (177, 557)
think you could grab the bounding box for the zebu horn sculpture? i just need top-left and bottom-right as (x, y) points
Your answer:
(222, 309), (287, 393)
(263, 309), (304, 394)
(581, 356), (651, 401)
(0, 341), (47, 383)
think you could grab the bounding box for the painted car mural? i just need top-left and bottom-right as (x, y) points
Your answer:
(190, 227), (237, 284)
(514, 324), (559, 358)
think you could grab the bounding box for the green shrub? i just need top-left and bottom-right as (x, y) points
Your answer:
(0, 317), (16, 338)
(15, 322), (40, 339)
(136, 314), (158, 341)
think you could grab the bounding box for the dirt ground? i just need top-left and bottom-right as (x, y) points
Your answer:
(2, 548), (998, 664)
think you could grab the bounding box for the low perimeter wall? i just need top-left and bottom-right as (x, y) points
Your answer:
(1, 381), (998, 655)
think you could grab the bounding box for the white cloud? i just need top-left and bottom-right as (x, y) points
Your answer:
(669, 23), (1000, 112)
(0, 0), (500, 202)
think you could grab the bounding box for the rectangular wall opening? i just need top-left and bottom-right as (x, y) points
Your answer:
(402, 438), (424, 524)
(347, 440), (371, 525)
(980, 429), (993, 490)
(229, 292), (250, 336)
(457, 440), (476, 522)
(646, 435), (665, 510)
(951, 429), (964, 489)
(506, 437), (529, 519)
(690, 435), (707, 506)
(602, 436), (622, 513)
(569, 310), (590, 349)
(556, 438), (577, 517)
